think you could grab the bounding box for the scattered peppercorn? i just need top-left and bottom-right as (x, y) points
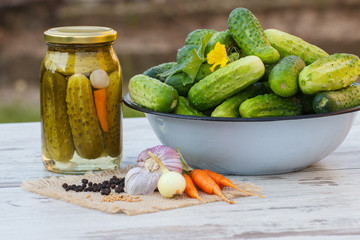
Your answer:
(115, 186), (123, 193)
(62, 176), (126, 195)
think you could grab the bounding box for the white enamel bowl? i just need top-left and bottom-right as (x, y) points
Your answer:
(124, 93), (360, 175)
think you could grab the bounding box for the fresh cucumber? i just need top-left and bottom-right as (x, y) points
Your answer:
(297, 92), (316, 114)
(188, 56), (265, 111)
(194, 63), (213, 82)
(143, 62), (176, 82)
(313, 85), (360, 113)
(265, 29), (329, 65)
(260, 63), (277, 82)
(177, 45), (198, 63)
(185, 29), (217, 46)
(211, 82), (267, 118)
(174, 96), (205, 116)
(299, 53), (360, 94)
(268, 55), (305, 97)
(228, 8), (280, 64)
(204, 30), (237, 56)
(128, 74), (179, 113)
(165, 72), (194, 96)
(240, 93), (303, 118)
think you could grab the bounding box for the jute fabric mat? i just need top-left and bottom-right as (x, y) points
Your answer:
(22, 168), (263, 215)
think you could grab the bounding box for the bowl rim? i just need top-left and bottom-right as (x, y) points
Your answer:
(123, 93), (360, 122)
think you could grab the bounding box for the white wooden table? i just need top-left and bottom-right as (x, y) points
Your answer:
(1, 117), (360, 240)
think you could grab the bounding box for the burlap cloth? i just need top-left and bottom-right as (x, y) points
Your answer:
(21, 168), (263, 215)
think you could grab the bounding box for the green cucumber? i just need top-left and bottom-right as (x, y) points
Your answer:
(177, 45), (198, 63)
(185, 29), (217, 46)
(240, 93), (303, 118)
(211, 82), (267, 118)
(260, 63), (277, 81)
(297, 92), (316, 114)
(265, 29), (329, 65)
(202, 107), (216, 116)
(128, 74), (179, 113)
(66, 74), (104, 159)
(165, 72), (194, 96)
(143, 62), (176, 82)
(313, 85), (360, 113)
(174, 96), (205, 116)
(269, 55), (305, 97)
(188, 56), (265, 111)
(194, 52), (242, 83)
(204, 30), (237, 56)
(41, 71), (74, 162)
(299, 53), (360, 94)
(104, 71), (122, 157)
(228, 8), (280, 64)
(194, 63), (213, 82)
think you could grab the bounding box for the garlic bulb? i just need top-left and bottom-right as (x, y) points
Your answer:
(124, 167), (161, 195)
(124, 145), (183, 195)
(137, 145), (183, 173)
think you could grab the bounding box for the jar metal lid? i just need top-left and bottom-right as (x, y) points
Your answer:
(44, 26), (117, 44)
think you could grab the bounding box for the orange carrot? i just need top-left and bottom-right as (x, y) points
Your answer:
(203, 169), (265, 198)
(190, 169), (235, 204)
(183, 173), (206, 203)
(93, 88), (109, 132)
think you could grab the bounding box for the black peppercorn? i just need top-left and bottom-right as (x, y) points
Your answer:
(115, 186), (123, 193)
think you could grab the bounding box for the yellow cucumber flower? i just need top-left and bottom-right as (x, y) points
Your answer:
(206, 42), (229, 72)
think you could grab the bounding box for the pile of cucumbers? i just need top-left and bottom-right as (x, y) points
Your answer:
(129, 7), (360, 118)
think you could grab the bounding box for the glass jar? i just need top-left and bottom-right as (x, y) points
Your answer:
(41, 26), (122, 174)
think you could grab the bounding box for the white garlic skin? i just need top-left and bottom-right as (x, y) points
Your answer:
(137, 145), (183, 173)
(157, 171), (186, 198)
(90, 69), (110, 88)
(124, 167), (161, 195)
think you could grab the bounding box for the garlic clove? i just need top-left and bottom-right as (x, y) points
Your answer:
(124, 167), (161, 195)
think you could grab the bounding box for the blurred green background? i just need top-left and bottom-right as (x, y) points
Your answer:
(1, 0), (360, 123)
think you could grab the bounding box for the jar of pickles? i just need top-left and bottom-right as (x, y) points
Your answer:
(41, 26), (122, 173)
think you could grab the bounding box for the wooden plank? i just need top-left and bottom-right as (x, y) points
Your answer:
(1, 168), (360, 239)
(0, 116), (360, 239)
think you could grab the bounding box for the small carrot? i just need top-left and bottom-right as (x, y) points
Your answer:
(93, 88), (109, 132)
(190, 169), (235, 204)
(203, 169), (265, 198)
(183, 173), (206, 203)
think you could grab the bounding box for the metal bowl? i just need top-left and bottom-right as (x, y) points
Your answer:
(124, 93), (360, 175)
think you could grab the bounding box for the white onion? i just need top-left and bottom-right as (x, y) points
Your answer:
(90, 69), (110, 88)
(157, 171), (186, 198)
